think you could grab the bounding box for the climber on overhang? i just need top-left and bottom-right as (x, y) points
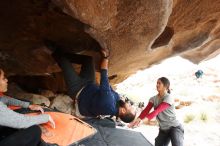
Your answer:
(45, 41), (136, 123)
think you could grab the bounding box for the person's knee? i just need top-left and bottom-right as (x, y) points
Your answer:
(170, 126), (184, 146)
(155, 130), (170, 146)
(155, 134), (163, 146)
(28, 125), (42, 137)
(171, 125), (184, 135)
(155, 137), (164, 146)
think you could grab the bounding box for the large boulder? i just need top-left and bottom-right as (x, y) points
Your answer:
(0, 0), (220, 89)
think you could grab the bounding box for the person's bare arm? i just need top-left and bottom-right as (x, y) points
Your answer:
(101, 58), (109, 70)
(100, 48), (111, 91)
(100, 48), (110, 70)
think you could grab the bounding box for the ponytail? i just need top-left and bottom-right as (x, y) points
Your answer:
(0, 69), (3, 76)
(167, 88), (171, 94)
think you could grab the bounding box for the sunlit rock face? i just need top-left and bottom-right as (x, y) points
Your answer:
(0, 0), (220, 91)
(168, 0), (220, 63)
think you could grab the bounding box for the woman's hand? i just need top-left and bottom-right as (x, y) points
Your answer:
(128, 118), (142, 128)
(48, 115), (56, 129)
(28, 105), (44, 113)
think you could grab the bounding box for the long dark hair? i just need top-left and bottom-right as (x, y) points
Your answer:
(0, 69), (3, 77)
(158, 77), (171, 94)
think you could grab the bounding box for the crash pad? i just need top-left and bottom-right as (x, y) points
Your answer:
(76, 118), (153, 146)
(28, 112), (97, 146)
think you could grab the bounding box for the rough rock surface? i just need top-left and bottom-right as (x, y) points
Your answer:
(50, 94), (75, 114)
(0, 0), (220, 91)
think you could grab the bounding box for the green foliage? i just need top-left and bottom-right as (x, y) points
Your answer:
(200, 112), (208, 122)
(184, 114), (195, 123)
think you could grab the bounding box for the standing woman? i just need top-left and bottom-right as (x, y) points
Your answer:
(129, 77), (184, 146)
(0, 68), (55, 146)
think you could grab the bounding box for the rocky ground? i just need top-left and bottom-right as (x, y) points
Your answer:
(116, 55), (220, 146)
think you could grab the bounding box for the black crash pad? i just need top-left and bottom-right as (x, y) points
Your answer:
(73, 118), (153, 146)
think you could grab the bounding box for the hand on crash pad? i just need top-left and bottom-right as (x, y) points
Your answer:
(48, 115), (56, 129)
(29, 104), (45, 113)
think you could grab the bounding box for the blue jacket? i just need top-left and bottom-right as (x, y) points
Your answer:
(78, 69), (120, 117)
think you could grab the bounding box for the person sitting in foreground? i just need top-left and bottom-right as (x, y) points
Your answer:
(0, 68), (55, 146)
(46, 42), (136, 123)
